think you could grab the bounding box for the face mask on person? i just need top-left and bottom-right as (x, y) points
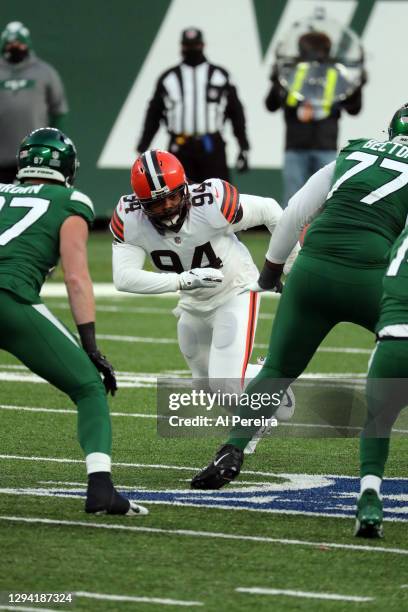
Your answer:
(3, 43), (29, 63)
(182, 47), (205, 66)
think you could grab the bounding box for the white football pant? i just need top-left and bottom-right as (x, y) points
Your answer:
(177, 291), (259, 389)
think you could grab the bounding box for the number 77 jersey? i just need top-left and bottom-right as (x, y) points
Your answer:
(0, 182), (94, 303)
(302, 137), (408, 268)
(110, 178), (259, 312)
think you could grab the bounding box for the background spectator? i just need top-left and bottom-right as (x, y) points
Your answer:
(0, 21), (68, 183)
(137, 27), (250, 183)
(266, 30), (366, 207)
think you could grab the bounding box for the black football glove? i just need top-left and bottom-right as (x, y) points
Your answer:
(88, 350), (118, 396)
(258, 260), (284, 292)
(236, 149), (249, 173)
(77, 323), (118, 396)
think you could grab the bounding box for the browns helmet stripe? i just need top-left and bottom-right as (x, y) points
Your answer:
(150, 150), (167, 187)
(140, 153), (156, 191)
(141, 150), (166, 192)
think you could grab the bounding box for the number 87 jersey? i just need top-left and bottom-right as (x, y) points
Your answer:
(110, 178), (259, 312)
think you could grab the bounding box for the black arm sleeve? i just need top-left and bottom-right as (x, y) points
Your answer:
(136, 79), (167, 152)
(224, 84), (250, 151)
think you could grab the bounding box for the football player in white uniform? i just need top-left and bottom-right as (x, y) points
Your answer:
(110, 150), (297, 449)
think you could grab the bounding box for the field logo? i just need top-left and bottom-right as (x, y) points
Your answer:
(4, 473), (407, 522)
(126, 474), (408, 521)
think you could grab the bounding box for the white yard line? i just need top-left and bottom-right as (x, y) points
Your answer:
(0, 454), (195, 470)
(0, 365), (190, 377)
(38, 480), (145, 490)
(0, 369), (371, 387)
(0, 364), (367, 377)
(0, 372), (152, 388)
(41, 283), (282, 299)
(41, 283), (176, 299)
(236, 587), (373, 602)
(98, 334), (177, 344)
(0, 515), (406, 556)
(95, 333), (372, 354)
(0, 404), (156, 418)
(46, 303), (172, 315)
(46, 301), (276, 320)
(1, 453), (406, 480)
(75, 591), (202, 607)
(316, 347), (371, 355)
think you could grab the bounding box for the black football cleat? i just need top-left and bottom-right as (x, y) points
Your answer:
(191, 444), (244, 489)
(85, 472), (148, 516)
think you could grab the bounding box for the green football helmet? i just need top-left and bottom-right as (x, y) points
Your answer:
(1, 21), (31, 52)
(17, 128), (79, 186)
(388, 103), (408, 142)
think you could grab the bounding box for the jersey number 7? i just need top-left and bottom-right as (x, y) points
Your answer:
(0, 196), (50, 246)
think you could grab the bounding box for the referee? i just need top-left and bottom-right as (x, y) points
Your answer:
(136, 28), (250, 183)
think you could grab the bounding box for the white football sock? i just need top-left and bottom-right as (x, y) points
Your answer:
(360, 475), (382, 496)
(86, 452), (111, 475)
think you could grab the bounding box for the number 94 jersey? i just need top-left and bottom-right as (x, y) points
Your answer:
(110, 179), (259, 312)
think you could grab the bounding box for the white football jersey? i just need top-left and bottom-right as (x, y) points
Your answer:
(110, 178), (259, 312)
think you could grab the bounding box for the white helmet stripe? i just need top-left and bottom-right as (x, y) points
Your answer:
(144, 151), (162, 190)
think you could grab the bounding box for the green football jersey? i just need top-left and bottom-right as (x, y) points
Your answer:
(303, 138), (408, 268)
(0, 182), (94, 303)
(376, 227), (408, 331)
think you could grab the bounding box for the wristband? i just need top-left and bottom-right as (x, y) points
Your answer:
(77, 322), (97, 353)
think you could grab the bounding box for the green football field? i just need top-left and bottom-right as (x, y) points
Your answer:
(0, 231), (407, 612)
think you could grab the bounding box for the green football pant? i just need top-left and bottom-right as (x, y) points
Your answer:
(0, 290), (111, 456)
(228, 254), (385, 448)
(362, 340), (408, 479)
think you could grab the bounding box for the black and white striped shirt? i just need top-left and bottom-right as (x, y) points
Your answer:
(137, 59), (249, 150)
